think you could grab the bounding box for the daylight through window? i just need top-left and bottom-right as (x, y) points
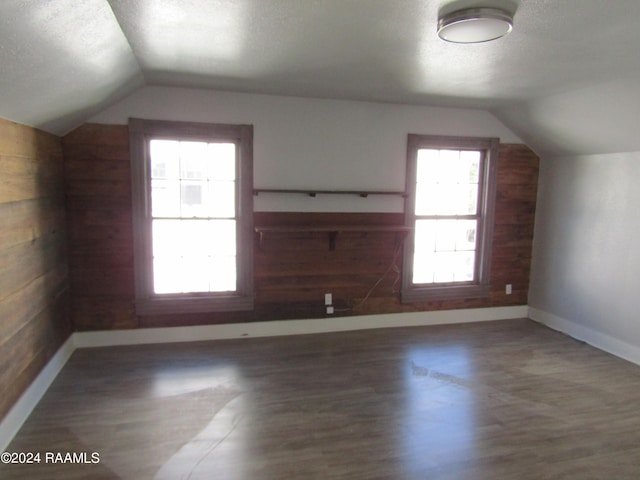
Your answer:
(130, 119), (253, 315)
(150, 140), (237, 294)
(402, 135), (498, 302)
(413, 148), (481, 284)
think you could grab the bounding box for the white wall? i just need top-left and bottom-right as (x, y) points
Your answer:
(529, 152), (640, 362)
(90, 86), (521, 212)
(494, 79), (640, 158)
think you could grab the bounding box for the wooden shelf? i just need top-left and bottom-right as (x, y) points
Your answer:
(253, 188), (407, 198)
(254, 225), (412, 250)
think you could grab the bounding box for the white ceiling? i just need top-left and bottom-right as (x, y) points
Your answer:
(1, 0), (640, 156)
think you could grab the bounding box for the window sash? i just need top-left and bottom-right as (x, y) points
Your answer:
(151, 218), (237, 294)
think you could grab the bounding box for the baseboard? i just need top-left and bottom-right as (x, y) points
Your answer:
(74, 305), (529, 348)
(528, 306), (640, 366)
(1, 306), (527, 451)
(0, 335), (76, 452)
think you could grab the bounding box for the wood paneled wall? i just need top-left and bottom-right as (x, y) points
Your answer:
(0, 118), (70, 421)
(62, 125), (136, 330)
(63, 124), (538, 330)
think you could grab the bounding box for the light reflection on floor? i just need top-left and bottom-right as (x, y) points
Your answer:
(154, 395), (248, 480)
(151, 364), (240, 398)
(150, 363), (248, 479)
(403, 345), (476, 476)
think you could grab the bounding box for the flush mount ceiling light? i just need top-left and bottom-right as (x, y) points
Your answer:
(437, 7), (513, 43)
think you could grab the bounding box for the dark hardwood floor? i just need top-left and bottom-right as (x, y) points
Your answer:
(3, 318), (640, 479)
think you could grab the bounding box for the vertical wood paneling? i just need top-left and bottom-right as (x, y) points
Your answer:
(492, 143), (540, 304)
(0, 118), (70, 421)
(63, 124), (539, 329)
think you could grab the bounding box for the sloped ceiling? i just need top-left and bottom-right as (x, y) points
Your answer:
(0, 0), (144, 134)
(1, 0), (640, 157)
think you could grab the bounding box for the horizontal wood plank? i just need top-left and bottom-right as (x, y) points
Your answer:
(0, 118), (71, 420)
(62, 124), (129, 147)
(71, 298), (137, 330)
(0, 288), (70, 418)
(0, 154), (64, 204)
(0, 119), (61, 159)
(0, 268), (69, 349)
(0, 231), (67, 302)
(0, 198), (65, 250)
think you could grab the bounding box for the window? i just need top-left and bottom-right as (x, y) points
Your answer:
(130, 118), (254, 315)
(402, 135), (498, 302)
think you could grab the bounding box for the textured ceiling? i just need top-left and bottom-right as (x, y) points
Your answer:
(1, 0), (640, 156)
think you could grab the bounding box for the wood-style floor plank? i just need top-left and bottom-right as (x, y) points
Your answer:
(3, 319), (640, 479)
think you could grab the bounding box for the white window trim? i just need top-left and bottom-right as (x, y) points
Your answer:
(401, 134), (499, 302)
(129, 118), (254, 315)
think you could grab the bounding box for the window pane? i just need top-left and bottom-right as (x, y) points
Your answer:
(180, 142), (209, 180)
(453, 251), (475, 281)
(415, 185), (437, 215)
(180, 181), (208, 217)
(152, 219), (237, 294)
(426, 251), (475, 283)
(413, 251), (435, 284)
(415, 148), (481, 215)
(416, 149), (440, 184)
(152, 220), (182, 257)
(437, 150), (460, 183)
(415, 219), (478, 253)
(456, 220), (477, 251)
(150, 140), (180, 179)
(415, 220), (437, 253)
(208, 143), (236, 181)
(413, 220), (438, 284)
(416, 185), (477, 216)
(208, 181), (236, 217)
(153, 257), (215, 294)
(153, 257), (184, 294)
(429, 251), (474, 283)
(181, 256), (212, 292)
(433, 252), (456, 283)
(412, 219), (478, 284)
(459, 150), (481, 183)
(151, 180), (180, 217)
(151, 140), (237, 220)
(180, 220), (213, 257)
(210, 220), (236, 255)
(153, 254), (237, 294)
(459, 184), (478, 214)
(210, 256), (237, 292)
(434, 219), (457, 251)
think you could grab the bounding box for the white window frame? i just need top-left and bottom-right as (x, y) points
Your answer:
(129, 118), (254, 315)
(402, 134), (498, 302)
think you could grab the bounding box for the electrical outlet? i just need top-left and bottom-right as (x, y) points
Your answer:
(505, 284), (512, 295)
(325, 293), (332, 305)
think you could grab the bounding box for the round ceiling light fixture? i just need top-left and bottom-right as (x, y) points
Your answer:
(437, 7), (513, 43)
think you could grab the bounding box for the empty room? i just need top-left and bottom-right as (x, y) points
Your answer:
(2, 0), (640, 478)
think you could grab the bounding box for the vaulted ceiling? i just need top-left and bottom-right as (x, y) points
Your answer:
(2, 0), (640, 157)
